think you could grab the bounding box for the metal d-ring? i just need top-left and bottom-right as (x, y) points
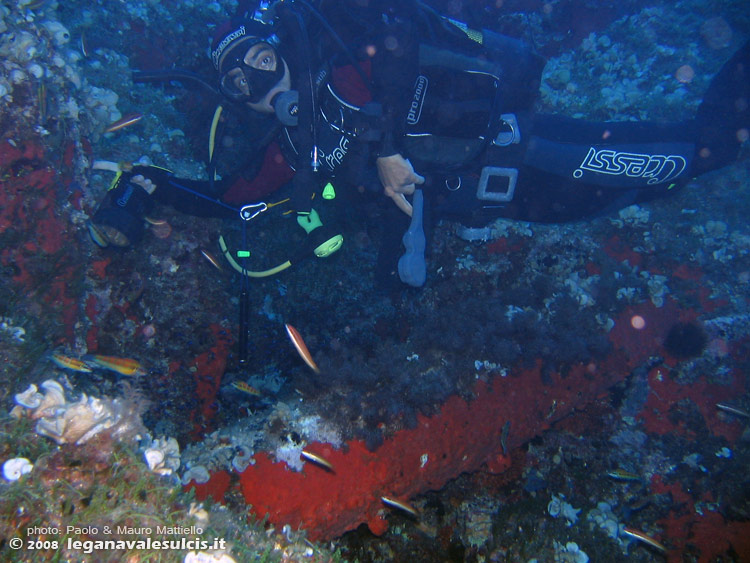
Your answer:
(445, 176), (462, 191)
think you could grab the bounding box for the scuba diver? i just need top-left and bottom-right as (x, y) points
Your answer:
(89, 0), (750, 287)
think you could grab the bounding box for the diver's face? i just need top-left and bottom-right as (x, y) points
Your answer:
(223, 42), (278, 93)
(219, 41), (290, 111)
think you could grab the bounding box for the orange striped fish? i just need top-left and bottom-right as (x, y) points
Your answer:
(623, 527), (667, 553)
(606, 468), (641, 481)
(285, 324), (320, 374)
(381, 496), (419, 518)
(231, 381), (261, 396)
(86, 355), (145, 376)
(104, 113), (143, 133)
(51, 352), (92, 373)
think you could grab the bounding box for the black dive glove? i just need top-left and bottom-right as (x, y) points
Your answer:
(89, 165), (168, 247)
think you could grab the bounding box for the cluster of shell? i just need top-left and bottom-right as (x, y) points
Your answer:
(0, 1), (122, 138)
(0, 316), (25, 343)
(179, 442), (253, 486)
(12, 380), (139, 445)
(180, 426), (258, 486)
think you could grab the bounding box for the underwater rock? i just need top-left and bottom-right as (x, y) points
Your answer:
(664, 321), (708, 358)
(458, 497), (499, 548)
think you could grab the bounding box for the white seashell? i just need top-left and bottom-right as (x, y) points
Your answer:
(34, 380), (66, 419)
(14, 384), (42, 409)
(40, 380), (64, 395)
(12, 327), (25, 342)
(231, 445), (253, 473)
(547, 496), (561, 517)
(144, 448), (165, 471)
(188, 502), (209, 524)
(181, 465), (210, 485)
(42, 21), (71, 46)
(65, 50), (82, 64)
(183, 551), (236, 563)
(64, 66), (81, 89)
(27, 63), (43, 78)
(9, 69), (26, 85)
(3, 457), (33, 481)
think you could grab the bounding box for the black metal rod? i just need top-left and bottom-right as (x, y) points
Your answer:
(238, 288), (249, 366)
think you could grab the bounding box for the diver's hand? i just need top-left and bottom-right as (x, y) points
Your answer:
(89, 166), (163, 248)
(376, 154), (425, 217)
(130, 174), (157, 195)
(122, 165), (172, 194)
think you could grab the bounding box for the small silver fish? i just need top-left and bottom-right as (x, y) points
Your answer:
(381, 496), (419, 517)
(300, 450), (334, 471)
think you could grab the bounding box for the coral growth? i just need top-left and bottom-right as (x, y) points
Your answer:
(196, 318), (644, 540)
(0, 416), (342, 563)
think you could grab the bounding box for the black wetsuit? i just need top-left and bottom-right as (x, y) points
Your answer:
(95, 2), (749, 245)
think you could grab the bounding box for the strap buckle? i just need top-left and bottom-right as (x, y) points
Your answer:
(476, 166), (518, 202)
